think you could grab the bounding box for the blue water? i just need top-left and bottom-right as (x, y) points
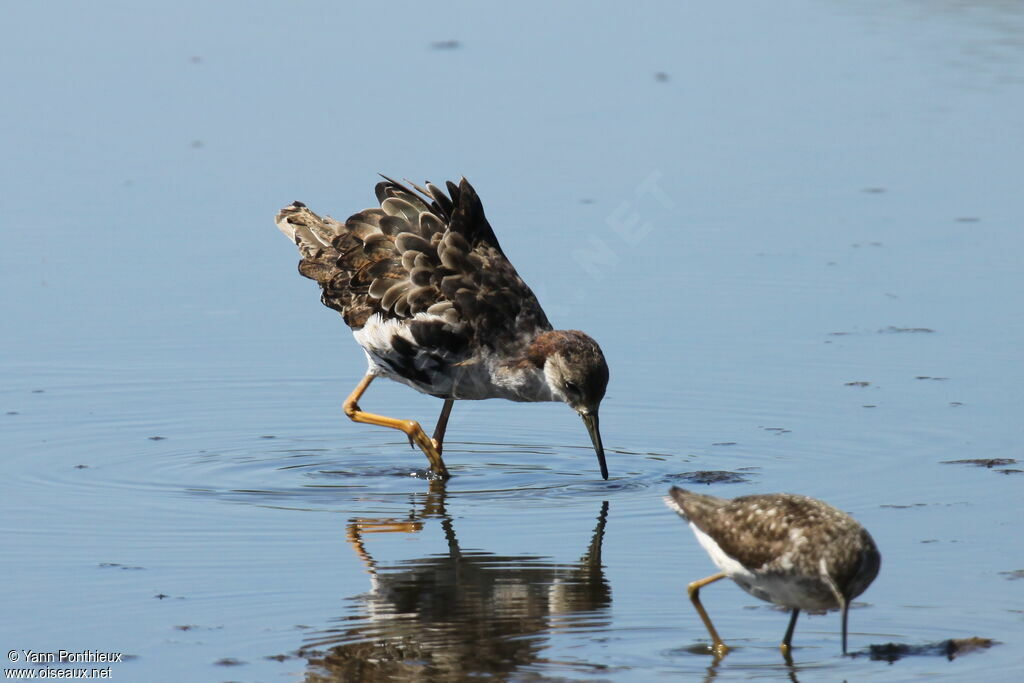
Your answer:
(3, 1), (1023, 680)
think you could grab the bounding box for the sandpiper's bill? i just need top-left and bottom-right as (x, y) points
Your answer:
(664, 487), (880, 659)
(276, 177), (609, 480)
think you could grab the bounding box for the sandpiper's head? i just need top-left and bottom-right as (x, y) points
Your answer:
(530, 330), (610, 479)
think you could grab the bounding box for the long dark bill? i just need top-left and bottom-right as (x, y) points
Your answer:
(581, 412), (608, 480)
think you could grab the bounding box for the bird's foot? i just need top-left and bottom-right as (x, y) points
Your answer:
(402, 421), (451, 480)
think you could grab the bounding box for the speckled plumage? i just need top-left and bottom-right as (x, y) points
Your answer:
(277, 178), (550, 355)
(665, 487), (880, 656)
(275, 177), (609, 479)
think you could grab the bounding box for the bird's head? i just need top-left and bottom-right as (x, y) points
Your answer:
(530, 330), (610, 479)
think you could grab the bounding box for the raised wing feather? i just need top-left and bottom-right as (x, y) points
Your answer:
(275, 177), (552, 357)
(671, 491), (844, 572)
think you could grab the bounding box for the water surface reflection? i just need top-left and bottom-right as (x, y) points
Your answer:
(301, 490), (611, 681)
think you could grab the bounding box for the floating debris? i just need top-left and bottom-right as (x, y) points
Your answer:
(148, 436), (167, 441)
(431, 39), (461, 50)
(915, 376), (948, 381)
(761, 426), (791, 434)
(845, 381), (871, 387)
(654, 71), (669, 82)
(880, 326), (935, 334)
(863, 637), (996, 662)
(265, 654), (293, 662)
(675, 470), (750, 485)
(999, 569), (1024, 581)
(941, 458), (1016, 468)
(213, 658), (246, 666)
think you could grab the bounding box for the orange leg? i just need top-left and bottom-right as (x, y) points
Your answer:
(688, 572), (730, 657)
(346, 520), (425, 572)
(343, 373), (450, 479)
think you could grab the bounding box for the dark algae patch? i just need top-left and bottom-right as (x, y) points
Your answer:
(674, 470), (751, 485)
(879, 326), (936, 333)
(860, 637), (997, 662)
(942, 458), (1016, 468)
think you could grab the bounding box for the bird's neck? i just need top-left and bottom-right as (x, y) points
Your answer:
(484, 333), (563, 403)
(490, 356), (556, 403)
(523, 330), (581, 367)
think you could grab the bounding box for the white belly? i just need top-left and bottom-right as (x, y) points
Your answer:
(691, 524), (838, 611)
(352, 314), (554, 402)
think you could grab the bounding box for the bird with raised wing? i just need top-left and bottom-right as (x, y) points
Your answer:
(275, 177), (609, 480)
(664, 487), (880, 659)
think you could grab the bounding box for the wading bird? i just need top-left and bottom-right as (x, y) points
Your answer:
(276, 177), (609, 480)
(664, 487), (880, 659)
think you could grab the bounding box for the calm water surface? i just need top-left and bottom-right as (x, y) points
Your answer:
(2, 1), (1023, 681)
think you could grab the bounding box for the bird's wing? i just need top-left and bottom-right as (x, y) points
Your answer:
(276, 177), (552, 355)
(680, 494), (799, 572)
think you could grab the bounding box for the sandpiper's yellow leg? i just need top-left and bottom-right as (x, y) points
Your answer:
(343, 373), (450, 479)
(346, 519), (425, 568)
(688, 572), (730, 657)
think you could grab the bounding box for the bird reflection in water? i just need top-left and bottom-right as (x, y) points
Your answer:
(300, 484), (611, 681)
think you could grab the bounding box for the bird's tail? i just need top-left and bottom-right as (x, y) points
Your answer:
(275, 201), (363, 318)
(276, 200), (397, 327)
(275, 202), (345, 276)
(278, 199), (383, 293)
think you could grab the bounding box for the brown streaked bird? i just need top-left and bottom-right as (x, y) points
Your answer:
(664, 487), (880, 659)
(275, 177), (609, 480)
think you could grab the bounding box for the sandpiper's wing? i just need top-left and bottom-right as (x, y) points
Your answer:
(276, 177), (552, 354)
(669, 491), (804, 571)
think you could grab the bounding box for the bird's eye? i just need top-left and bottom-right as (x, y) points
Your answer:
(564, 382), (580, 395)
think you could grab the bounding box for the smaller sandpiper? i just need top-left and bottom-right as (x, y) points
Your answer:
(664, 487), (880, 659)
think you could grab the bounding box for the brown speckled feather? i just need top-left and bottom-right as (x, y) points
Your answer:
(276, 178), (552, 357)
(669, 489), (880, 599)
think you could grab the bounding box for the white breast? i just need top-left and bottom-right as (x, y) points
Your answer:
(352, 313), (555, 402)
